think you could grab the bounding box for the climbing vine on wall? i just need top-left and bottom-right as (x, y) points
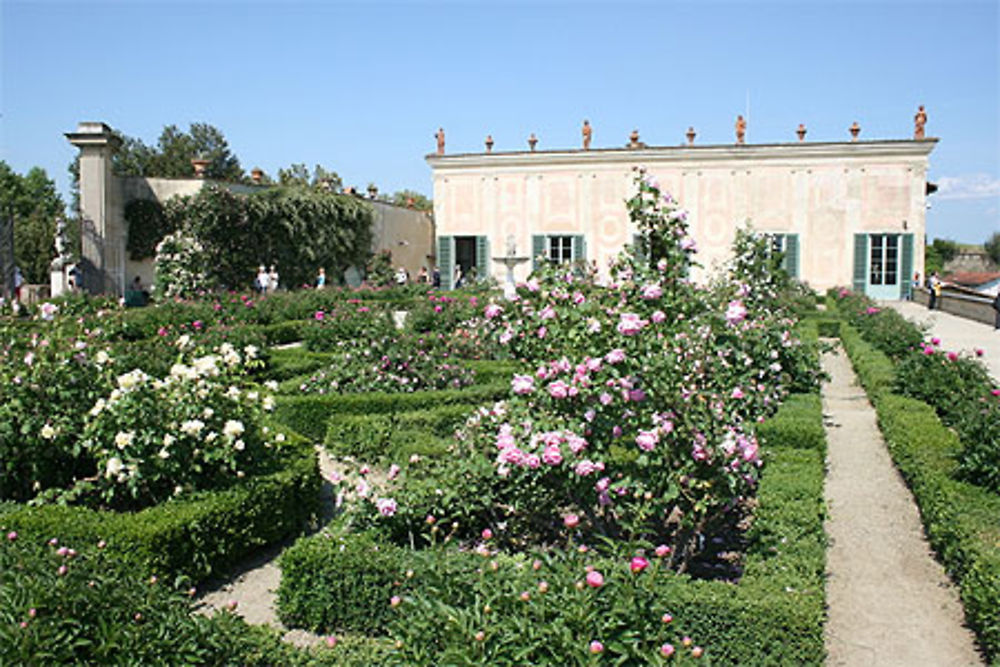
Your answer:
(125, 199), (174, 260)
(155, 185), (374, 291)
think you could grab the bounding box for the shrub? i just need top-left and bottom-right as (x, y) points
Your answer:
(1, 436), (319, 583)
(277, 532), (407, 634)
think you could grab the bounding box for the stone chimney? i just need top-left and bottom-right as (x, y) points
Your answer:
(367, 184), (378, 199)
(797, 124), (807, 142)
(849, 122), (861, 141)
(686, 127), (696, 146)
(251, 167), (263, 184)
(191, 158), (210, 178)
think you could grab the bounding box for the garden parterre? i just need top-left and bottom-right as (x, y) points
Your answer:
(3, 171), (828, 664)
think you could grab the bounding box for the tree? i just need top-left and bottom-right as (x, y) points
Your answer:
(277, 163), (342, 191)
(389, 189), (432, 211)
(985, 232), (1000, 267)
(925, 238), (960, 274)
(0, 162), (67, 284)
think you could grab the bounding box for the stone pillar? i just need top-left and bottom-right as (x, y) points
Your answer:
(65, 122), (123, 295)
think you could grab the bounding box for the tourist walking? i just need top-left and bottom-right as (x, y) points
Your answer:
(268, 265), (279, 292)
(431, 267), (441, 288)
(453, 264), (464, 289)
(316, 267), (326, 289)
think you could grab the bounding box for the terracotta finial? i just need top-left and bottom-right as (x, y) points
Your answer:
(628, 129), (640, 149)
(796, 124), (807, 142)
(849, 121), (861, 141)
(735, 115), (747, 144)
(435, 127), (445, 155)
(485, 135), (494, 153)
(582, 120), (592, 150)
(686, 126), (696, 145)
(528, 133), (538, 151)
(191, 158), (210, 178)
(914, 105), (927, 140)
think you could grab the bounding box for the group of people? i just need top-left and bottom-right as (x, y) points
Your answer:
(394, 266), (437, 286)
(255, 265), (280, 294)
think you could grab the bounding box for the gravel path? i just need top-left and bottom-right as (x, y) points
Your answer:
(822, 345), (983, 666)
(195, 446), (341, 648)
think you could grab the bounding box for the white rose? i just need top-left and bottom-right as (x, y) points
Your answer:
(114, 431), (134, 449)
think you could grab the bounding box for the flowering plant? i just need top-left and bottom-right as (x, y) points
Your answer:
(154, 231), (210, 298)
(53, 342), (283, 509)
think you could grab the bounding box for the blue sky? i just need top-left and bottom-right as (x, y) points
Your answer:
(2, 0), (998, 243)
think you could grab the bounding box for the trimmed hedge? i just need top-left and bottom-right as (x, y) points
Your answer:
(278, 392), (828, 665)
(324, 403), (472, 461)
(0, 438), (321, 583)
(275, 382), (509, 442)
(840, 325), (1000, 661)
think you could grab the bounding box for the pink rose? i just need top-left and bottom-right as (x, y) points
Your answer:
(605, 348), (626, 364)
(564, 514), (580, 528)
(586, 571), (604, 588)
(589, 640), (604, 654)
(640, 283), (663, 300)
(616, 313), (647, 336)
(630, 556), (649, 573)
(484, 304), (503, 319)
(547, 380), (571, 399)
(314, 310), (325, 321)
(725, 300), (747, 325)
(542, 446), (563, 466)
(655, 544), (672, 558)
(511, 374), (535, 395)
(636, 429), (659, 451)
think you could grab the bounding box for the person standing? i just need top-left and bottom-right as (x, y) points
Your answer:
(431, 267), (441, 288)
(453, 264), (463, 289)
(255, 265), (269, 294)
(993, 291), (1000, 330)
(268, 265), (279, 293)
(927, 272), (941, 310)
(13, 265), (23, 302)
(316, 267), (326, 289)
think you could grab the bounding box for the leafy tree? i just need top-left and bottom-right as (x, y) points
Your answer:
(985, 231), (1000, 266)
(277, 163), (342, 191)
(925, 238), (960, 274)
(389, 189), (432, 211)
(0, 162), (67, 283)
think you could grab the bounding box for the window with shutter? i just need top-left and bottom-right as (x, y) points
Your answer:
(437, 236), (453, 290)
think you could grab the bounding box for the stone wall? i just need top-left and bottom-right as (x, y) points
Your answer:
(368, 200), (434, 280)
(913, 287), (996, 326)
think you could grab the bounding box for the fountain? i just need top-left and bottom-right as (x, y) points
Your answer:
(493, 235), (530, 300)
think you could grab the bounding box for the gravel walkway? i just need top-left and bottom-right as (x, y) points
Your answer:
(195, 446), (341, 648)
(822, 345), (983, 666)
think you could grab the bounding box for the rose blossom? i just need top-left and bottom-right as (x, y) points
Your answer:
(511, 374), (535, 395)
(484, 303), (503, 319)
(616, 313), (647, 336)
(547, 380), (571, 399)
(630, 556), (649, 573)
(725, 300), (747, 325)
(585, 571), (604, 588)
(589, 640), (604, 654)
(640, 283), (663, 300)
(605, 348), (626, 364)
(636, 429), (659, 452)
(376, 497), (397, 517)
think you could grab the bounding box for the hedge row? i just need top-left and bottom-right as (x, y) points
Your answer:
(276, 392), (828, 665)
(324, 403), (472, 461)
(840, 323), (1000, 662)
(275, 382), (509, 442)
(0, 437), (321, 583)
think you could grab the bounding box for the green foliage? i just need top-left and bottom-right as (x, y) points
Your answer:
(985, 231), (1000, 266)
(120, 123), (245, 182)
(895, 347), (1000, 492)
(0, 161), (67, 283)
(162, 184), (373, 292)
(274, 382), (509, 442)
(279, 393), (828, 665)
(833, 289), (925, 360)
(278, 532), (407, 634)
(324, 404), (470, 461)
(388, 189), (432, 212)
(924, 238), (960, 274)
(1, 438), (320, 583)
(365, 249), (395, 287)
(0, 531), (377, 665)
(302, 305), (396, 352)
(277, 163), (342, 192)
(124, 198), (173, 260)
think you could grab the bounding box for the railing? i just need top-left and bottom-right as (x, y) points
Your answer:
(912, 286), (997, 326)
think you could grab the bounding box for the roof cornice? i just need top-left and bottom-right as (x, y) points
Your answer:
(426, 139), (938, 170)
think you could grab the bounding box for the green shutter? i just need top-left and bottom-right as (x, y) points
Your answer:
(632, 233), (646, 266)
(852, 234), (868, 294)
(476, 235), (490, 282)
(437, 236), (453, 290)
(532, 235), (546, 272)
(573, 235), (586, 262)
(900, 233), (914, 299)
(784, 234), (799, 279)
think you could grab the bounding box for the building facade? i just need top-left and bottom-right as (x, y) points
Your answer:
(427, 138), (937, 298)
